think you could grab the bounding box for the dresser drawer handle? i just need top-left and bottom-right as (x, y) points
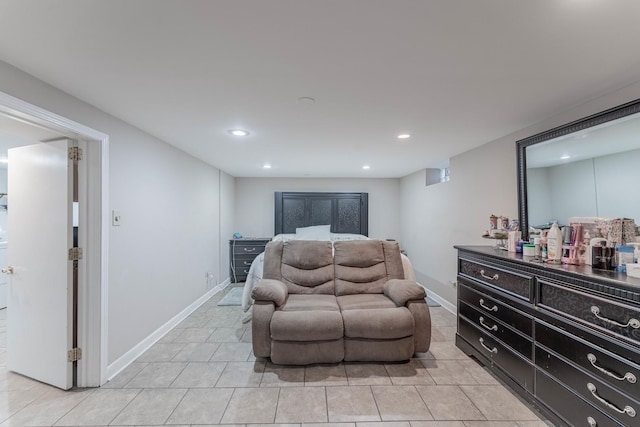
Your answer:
(243, 261), (253, 266)
(243, 247), (257, 253)
(587, 383), (636, 417)
(479, 316), (498, 332)
(587, 416), (597, 427)
(478, 337), (497, 354)
(479, 269), (499, 281)
(591, 306), (640, 329)
(479, 299), (498, 312)
(587, 353), (637, 383)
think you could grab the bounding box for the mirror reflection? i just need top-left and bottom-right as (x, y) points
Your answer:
(526, 112), (640, 228)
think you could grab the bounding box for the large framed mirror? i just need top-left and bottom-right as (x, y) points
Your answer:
(517, 98), (640, 241)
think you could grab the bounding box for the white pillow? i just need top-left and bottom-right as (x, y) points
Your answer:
(295, 225), (331, 240)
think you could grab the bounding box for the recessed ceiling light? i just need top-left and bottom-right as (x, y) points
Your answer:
(228, 129), (250, 137)
(297, 96), (316, 104)
(362, 165), (371, 170)
(397, 133), (411, 139)
(263, 163), (272, 169)
(560, 155), (571, 160)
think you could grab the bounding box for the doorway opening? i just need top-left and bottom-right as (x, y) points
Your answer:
(0, 91), (109, 388)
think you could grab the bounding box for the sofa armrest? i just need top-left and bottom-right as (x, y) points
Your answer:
(383, 279), (426, 306)
(251, 279), (288, 307)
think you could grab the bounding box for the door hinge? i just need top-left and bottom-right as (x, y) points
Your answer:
(68, 247), (83, 261)
(68, 147), (83, 161)
(67, 347), (82, 362)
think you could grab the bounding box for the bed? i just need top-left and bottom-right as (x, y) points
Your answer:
(241, 191), (415, 312)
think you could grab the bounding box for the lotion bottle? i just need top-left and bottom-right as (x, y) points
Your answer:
(547, 221), (563, 261)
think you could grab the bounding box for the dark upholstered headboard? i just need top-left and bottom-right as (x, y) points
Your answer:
(274, 192), (368, 236)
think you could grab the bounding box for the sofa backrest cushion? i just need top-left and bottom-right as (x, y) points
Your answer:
(334, 240), (405, 296)
(263, 240), (335, 294)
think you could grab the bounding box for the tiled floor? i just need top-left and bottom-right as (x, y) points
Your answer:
(0, 287), (553, 426)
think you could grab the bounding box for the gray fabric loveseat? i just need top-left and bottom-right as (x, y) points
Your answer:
(251, 239), (431, 365)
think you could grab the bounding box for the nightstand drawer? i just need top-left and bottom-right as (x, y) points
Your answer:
(229, 238), (270, 283)
(459, 282), (533, 337)
(459, 257), (533, 301)
(538, 279), (640, 345)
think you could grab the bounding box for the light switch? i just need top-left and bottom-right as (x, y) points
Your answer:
(112, 210), (122, 226)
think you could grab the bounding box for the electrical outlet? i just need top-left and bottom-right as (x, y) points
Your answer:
(205, 272), (216, 290)
(112, 210), (122, 226)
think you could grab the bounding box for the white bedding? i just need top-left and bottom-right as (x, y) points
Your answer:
(240, 232), (414, 311)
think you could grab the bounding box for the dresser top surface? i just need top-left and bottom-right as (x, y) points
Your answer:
(455, 245), (640, 290)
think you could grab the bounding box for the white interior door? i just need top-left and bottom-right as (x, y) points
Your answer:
(7, 140), (73, 390)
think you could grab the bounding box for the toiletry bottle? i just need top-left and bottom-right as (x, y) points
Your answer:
(547, 221), (563, 262)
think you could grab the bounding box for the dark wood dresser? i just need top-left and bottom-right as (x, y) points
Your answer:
(229, 238), (271, 283)
(456, 245), (640, 427)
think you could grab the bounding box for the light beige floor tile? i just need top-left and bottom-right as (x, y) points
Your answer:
(346, 364), (392, 386)
(415, 385), (484, 421)
(124, 362), (187, 388)
(100, 362), (147, 388)
(457, 360), (499, 385)
(430, 327), (457, 342)
(303, 423), (354, 427)
(110, 388), (186, 425)
(276, 387), (328, 423)
(157, 328), (184, 343)
(250, 424), (299, 427)
(54, 388), (140, 425)
(208, 327), (245, 343)
(172, 342), (220, 361)
(371, 386), (433, 421)
(412, 352), (435, 360)
(326, 386), (380, 422)
(0, 389), (46, 421)
(170, 361), (226, 388)
(460, 385), (540, 421)
(206, 313), (242, 328)
(173, 327), (215, 343)
(305, 364), (348, 386)
(517, 422), (554, 427)
(357, 422), (411, 427)
(178, 314), (210, 328)
(210, 342), (254, 361)
(216, 361), (266, 387)
(1, 387), (93, 426)
(427, 342), (471, 360)
(384, 360), (435, 385)
(261, 365), (305, 387)
(410, 422), (466, 427)
(420, 360), (477, 385)
(0, 372), (53, 392)
(462, 422), (519, 427)
(221, 387), (280, 424)
(136, 343), (184, 362)
(166, 388), (234, 424)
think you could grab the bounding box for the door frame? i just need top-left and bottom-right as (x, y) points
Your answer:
(0, 90), (109, 387)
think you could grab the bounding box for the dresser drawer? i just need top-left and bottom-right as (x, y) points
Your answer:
(232, 255), (257, 269)
(459, 300), (532, 359)
(459, 283), (533, 337)
(537, 321), (640, 400)
(538, 279), (640, 345)
(458, 318), (534, 391)
(536, 370), (625, 427)
(459, 257), (533, 301)
(536, 346), (639, 426)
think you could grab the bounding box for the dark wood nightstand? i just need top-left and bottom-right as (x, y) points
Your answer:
(229, 238), (271, 282)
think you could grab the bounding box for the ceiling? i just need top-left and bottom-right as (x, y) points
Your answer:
(1, 0), (640, 178)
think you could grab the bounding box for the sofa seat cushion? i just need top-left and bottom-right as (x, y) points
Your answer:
(342, 307), (414, 339)
(281, 294), (339, 312)
(271, 309), (343, 341)
(337, 294), (396, 311)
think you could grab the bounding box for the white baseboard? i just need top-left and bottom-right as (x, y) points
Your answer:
(417, 283), (457, 315)
(106, 278), (232, 381)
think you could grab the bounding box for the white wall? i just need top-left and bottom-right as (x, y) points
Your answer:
(400, 80), (640, 307)
(235, 178), (401, 241)
(0, 168), (6, 240)
(0, 60), (234, 366)
(219, 171), (235, 281)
